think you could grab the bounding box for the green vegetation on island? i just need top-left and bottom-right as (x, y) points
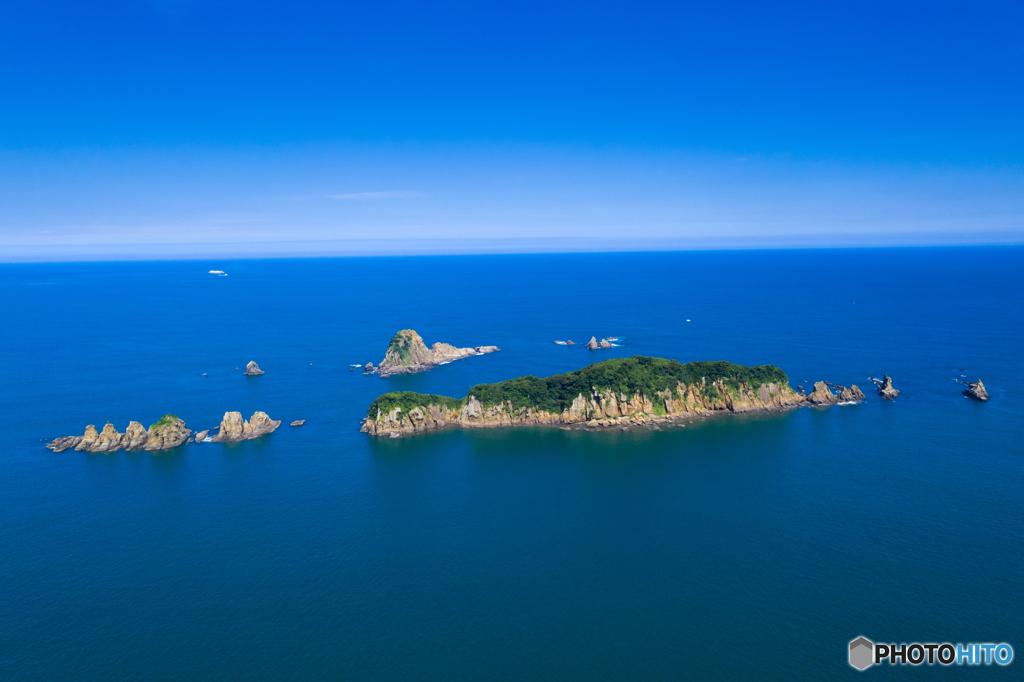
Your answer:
(367, 391), (465, 418)
(385, 330), (418, 366)
(148, 414), (180, 431)
(367, 356), (789, 418)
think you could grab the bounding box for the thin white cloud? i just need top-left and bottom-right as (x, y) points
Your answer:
(329, 191), (425, 200)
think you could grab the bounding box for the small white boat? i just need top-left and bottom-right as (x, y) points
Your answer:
(208, 270), (227, 276)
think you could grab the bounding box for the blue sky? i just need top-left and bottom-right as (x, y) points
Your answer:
(2, 1), (1022, 260)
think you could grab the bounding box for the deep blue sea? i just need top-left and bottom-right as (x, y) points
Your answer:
(1, 248), (1022, 680)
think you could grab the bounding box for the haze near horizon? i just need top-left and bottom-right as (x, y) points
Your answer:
(2, 1), (1022, 261)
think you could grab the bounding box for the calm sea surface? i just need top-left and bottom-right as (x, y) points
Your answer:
(1, 248), (1021, 680)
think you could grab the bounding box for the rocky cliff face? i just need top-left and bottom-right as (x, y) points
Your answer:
(47, 415), (192, 453)
(210, 411), (282, 442)
(962, 380), (989, 402)
(362, 379), (805, 437)
(375, 329), (500, 374)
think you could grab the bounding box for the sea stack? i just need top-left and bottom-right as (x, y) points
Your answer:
(806, 381), (838, 405)
(243, 361), (265, 376)
(585, 336), (600, 350)
(872, 375), (900, 401)
(838, 385), (866, 402)
(210, 411), (281, 442)
(962, 380), (989, 402)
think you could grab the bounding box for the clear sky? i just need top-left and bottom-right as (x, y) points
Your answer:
(2, 1), (1022, 260)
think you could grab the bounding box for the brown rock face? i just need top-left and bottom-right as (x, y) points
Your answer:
(838, 385), (866, 402)
(872, 375), (900, 401)
(375, 329), (500, 374)
(962, 380), (989, 402)
(807, 382), (839, 405)
(585, 336), (600, 350)
(598, 339), (613, 349)
(243, 361), (265, 376)
(290, 419), (306, 426)
(210, 411), (282, 442)
(194, 429), (210, 442)
(143, 416), (192, 450)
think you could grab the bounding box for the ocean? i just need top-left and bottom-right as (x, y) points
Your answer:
(1, 248), (1021, 680)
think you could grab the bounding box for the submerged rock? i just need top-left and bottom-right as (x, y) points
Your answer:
(243, 361), (265, 376)
(962, 380), (989, 402)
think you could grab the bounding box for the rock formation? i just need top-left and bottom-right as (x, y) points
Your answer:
(243, 361), (265, 376)
(290, 419), (305, 426)
(47, 415), (192, 453)
(210, 411), (281, 442)
(585, 336), (614, 350)
(806, 381), (838, 404)
(372, 329), (500, 375)
(194, 429), (210, 442)
(871, 375), (900, 401)
(839, 385), (866, 402)
(962, 380), (989, 402)
(566, 340), (576, 345)
(364, 362), (374, 372)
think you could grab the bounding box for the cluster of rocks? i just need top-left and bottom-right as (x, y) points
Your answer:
(552, 340), (577, 345)
(806, 381), (867, 405)
(585, 336), (614, 350)
(47, 411), (284, 453)
(47, 415), (192, 453)
(367, 329), (500, 375)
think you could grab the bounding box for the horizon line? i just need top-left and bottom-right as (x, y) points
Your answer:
(2, 236), (1022, 264)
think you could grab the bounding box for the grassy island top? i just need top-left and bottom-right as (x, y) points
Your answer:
(367, 356), (789, 418)
(148, 414), (181, 431)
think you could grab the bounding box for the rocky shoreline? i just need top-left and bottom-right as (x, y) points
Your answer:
(361, 358), (871, 438)
(46, 410), (283, 453)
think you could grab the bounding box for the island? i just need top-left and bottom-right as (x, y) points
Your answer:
(360, 356), (861, 437)
(367, 329), (500, 375)
(46, 410), (282, 452)
(47, 414), (193, 452)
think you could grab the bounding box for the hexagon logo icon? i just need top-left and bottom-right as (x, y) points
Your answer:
(849, 637), (874, 671)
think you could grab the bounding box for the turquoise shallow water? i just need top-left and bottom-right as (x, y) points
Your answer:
(1, 248), (1022, 680)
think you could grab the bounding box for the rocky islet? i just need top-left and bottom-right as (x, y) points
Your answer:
(47, 411), (283, 453)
